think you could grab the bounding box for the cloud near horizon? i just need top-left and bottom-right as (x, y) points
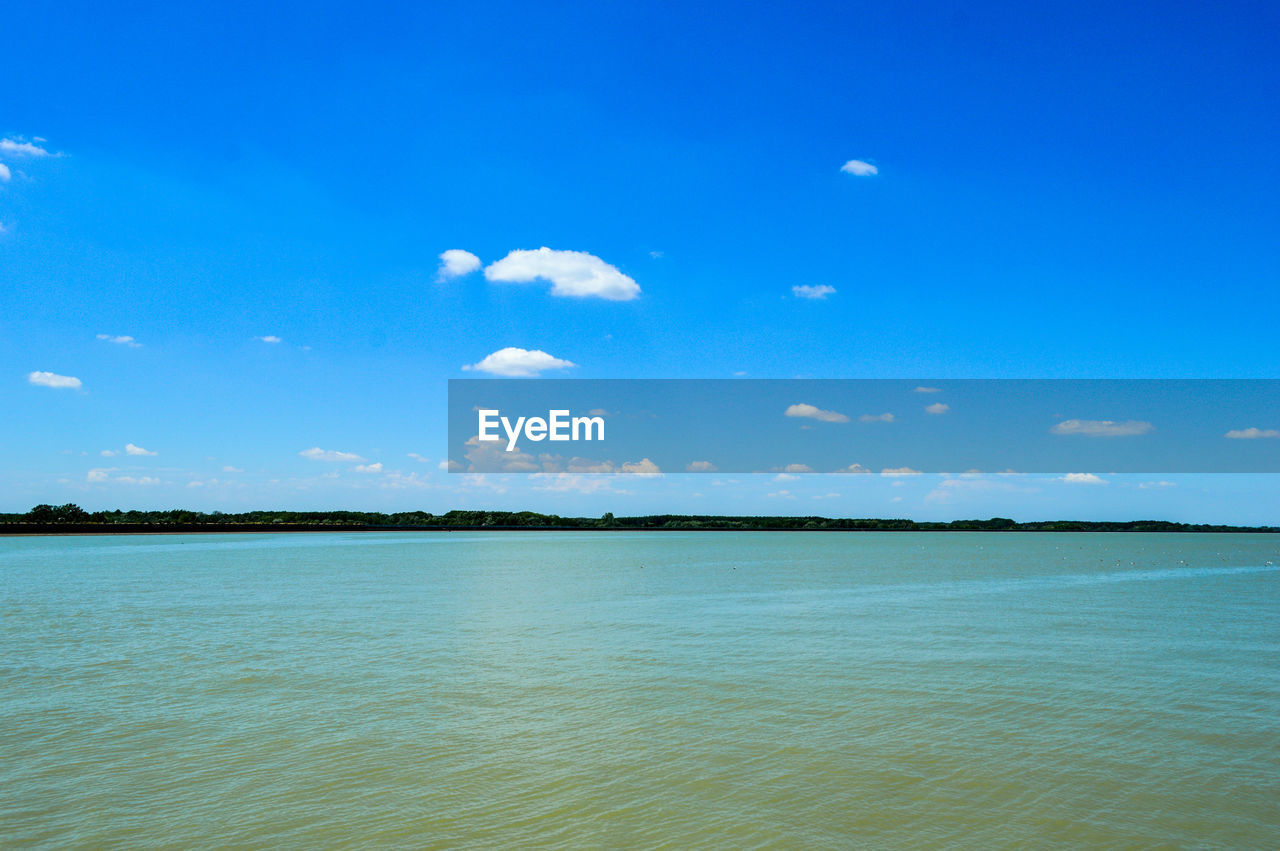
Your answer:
(125, 443), (157, 456)
(1225, 427), (1279, 439)
(785, 403), (850, 423)
(28, 371), (81, 389)
(463, 347), (576, 377)
(97, 334), (141, 348)
(484, 247), (640, 301)
(792, 284), (836, 300)
(299, 447), (365, 462)
(1051, 419), (1153, 437)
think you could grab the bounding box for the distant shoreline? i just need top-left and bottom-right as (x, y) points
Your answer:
(3, 517), (1279, 536)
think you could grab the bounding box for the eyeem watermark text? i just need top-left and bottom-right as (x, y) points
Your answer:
(477, 409), (605, 451)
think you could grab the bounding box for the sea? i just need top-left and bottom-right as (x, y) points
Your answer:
(2, 531), (1278, 847)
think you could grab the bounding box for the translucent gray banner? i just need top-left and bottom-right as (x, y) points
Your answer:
(447, 380), (1280, 474)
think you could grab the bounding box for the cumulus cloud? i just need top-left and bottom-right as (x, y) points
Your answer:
(687, 461), (717, 472)
(620, 458), (661, 476)
(484, 247), (640, 301)
(0, 138), (55, 157)
(0, 163), (9, 182)
(299, 447), (365, 462)
(354, 462), (384, 473)
(785, 403), (850, 423)
(437, 249), (482, 280)
(834, 463), (872, 474)
(860, 412), (895, 423)
(87, 468), (111, 482)
(1051, 419), (1153, 437)
(125, 443), (157, 456)
(781, 463), (814, 473)
(257, 335), (282, 344)
(97, 334), (141, 348)
(881, 467), (922, 476)
(100, 449), (118, 457)
(463, 347), (576, 377)
(840, 159), (879, 177)
(914, 386), (942, 394)
(925, 403), (950, 415)
(1058, 473), (1106, 485)
(792, 284), (836, 300)
(28, 371), (81, 389)
(1225, 427), (1280, 439)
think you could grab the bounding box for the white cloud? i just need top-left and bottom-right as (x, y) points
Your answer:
(484, 247), (640, 301)
(407, 452), (430, 462)
(257, 335), (282, 344)
(1058, 473), (1106, 485)
(792, 284), (836, 300)
(925, 403), (950, 415)
(1225, 427), (1280, 439)
(881, 467), (922, 476)
(914, 386), (942, 394)
(1051, 419), (1153, 437)
(28, 371), (81, 389)
(782, 463), (813, 473)
(437, 249), (482, 280)
(785, 403), (850, 423)
(354, 462), (384, 473)
(0, 163), (9, 182)
(97, 334), (141, 348)
(860, 412), (895, 423)
(840, 159), (879, 177)
(222, 465), (244, 473)
(1138, 480), (1177, 489)
(439, 459), (462, 472)
(0, 138), (55, 157)
(834, 463), (872, 474)
(687, 461), (717, 472)
(620, 458), (661, 476)
(87, 468), (111, 482)
(463, 347), (576, 377)
(299, 447), (365, 462)
(125, 443), (157, 456)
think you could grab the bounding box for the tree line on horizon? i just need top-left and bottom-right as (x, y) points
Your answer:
(1, 504), (1275, 533)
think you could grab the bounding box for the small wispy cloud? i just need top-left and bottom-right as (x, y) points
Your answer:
(436, 249), (482, 281)
(354, 462), (384, 473)
(28, 371), (81, 389)
(125, 443), (157, 456)
(257, 335), (282, 344)
(1051, 419), (1153, 437)
(1225, 427), (1279, 439)
(463, 347), (576, 377)
(914, 386), (942, 394)
(791, 284), (836, 300)
(222, 465), (244, 473)
(299, 447), (365, 462)
(0, 137), (57, 157)
(97, 334), (141, 348)
(687, 461), (717, 472)
(925, 403), (950, 415)
(840, 159), (878, 177)
(860, 412), (895, 423)
(0, 163), (9, 182)
(785, 403), (849, 423)
(881, 467), (921, 476)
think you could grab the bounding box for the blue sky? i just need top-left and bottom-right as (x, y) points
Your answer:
(3, 0), (1278, 519)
